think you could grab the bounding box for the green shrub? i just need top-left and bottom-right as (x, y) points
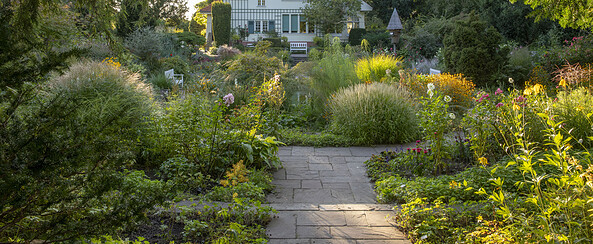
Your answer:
(223, 52), (286, 87)
(537, 35), (593, 74)
(308, 48), (322, 61)
(217, 44), (242, 60)
(310, 51), (359, 117)
(212, 2), (231, 46)
(554, 87), (593, 148)
(160, 156), (209, 194)
(355, 54), (403, 83)
(124, 27), (175, 71)
(443, 14), (508, 86)
(148, 72), (172, 90)
(159, 55), (190, 76)
(348, 28), (367, 46)
(0, 61), (164, 241)
(505, 47), (534, 85)
(361, 31), (391, 48)
(263, 37), (281, 47)
(328, 83), (419, 145)
(175, 31), (206, 46)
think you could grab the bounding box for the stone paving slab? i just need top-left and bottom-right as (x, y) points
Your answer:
(266, 146), (411, 243)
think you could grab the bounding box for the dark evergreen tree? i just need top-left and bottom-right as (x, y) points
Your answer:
(443, 14), (509, 86)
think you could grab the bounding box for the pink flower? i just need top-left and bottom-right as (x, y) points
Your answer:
(223, 93), (234, 106)
(515, 96), (526, 103)
(496, 103), (503, 107)
(416, 140), (421, 143)
(495, 88), (503, 95)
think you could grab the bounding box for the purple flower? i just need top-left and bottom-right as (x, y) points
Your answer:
(495, 88), (503, 95)
(223, 93), (234, 106)
(496, 103), (503, 107)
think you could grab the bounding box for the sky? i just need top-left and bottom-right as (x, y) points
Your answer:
(186, 0), (206, 19)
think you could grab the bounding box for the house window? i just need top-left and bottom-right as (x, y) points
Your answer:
(262, 21), (268, 32)
(255, 20), (261, 33)
(258, 0), (265, 6)
(282, 14), (314, 34)
(282, 14), (290, 33)
(251, 20), (269, 34)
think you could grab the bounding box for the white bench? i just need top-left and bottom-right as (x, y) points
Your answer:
(164, 69), (184, 88)
(290, 42), (308, 54)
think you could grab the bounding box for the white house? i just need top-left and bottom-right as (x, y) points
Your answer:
(200, 0), (372, 45)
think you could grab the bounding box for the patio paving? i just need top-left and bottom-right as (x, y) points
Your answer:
(265, 146), (412, 244)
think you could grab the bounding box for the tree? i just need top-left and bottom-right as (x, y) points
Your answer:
(302, 0), (361, 34)
(116, 0), (149, 37)
(190, 11), (207, 35)
(443, 13), (508, 86)
(147, 0), (189, 27)
(212, 1), (231, 46)
(510, 0), (593, 30)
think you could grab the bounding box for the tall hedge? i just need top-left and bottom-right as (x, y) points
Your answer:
(348, 28), (367, 46)
(212, 2), (231, 46)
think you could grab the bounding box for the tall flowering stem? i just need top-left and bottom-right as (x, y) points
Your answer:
(418, 83), (453, 174)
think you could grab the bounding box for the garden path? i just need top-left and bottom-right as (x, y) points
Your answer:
(265, 146), (411, 244)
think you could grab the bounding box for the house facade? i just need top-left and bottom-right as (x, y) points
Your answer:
(201, 0), (372, 45)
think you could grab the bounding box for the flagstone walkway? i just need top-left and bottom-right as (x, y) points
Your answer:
(265, 146), (411, 244)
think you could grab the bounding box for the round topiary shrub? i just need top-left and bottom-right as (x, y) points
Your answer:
(328, 83), (419, 145)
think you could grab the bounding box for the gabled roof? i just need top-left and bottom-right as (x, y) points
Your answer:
(361, 1), (372, 11)
(199, 4), (212, 14)
(387, 8), (402, 30)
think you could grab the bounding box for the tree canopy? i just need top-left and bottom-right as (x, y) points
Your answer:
(510, 0), (593, 30)
(302, 0), (361, 34)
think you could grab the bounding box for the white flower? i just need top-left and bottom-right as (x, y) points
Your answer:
(579, 139), (584, 144)
(386, 69), (392, 75)
(428, 90), (434, 98)
(449, 113), (456, 119)
(444, 95), (452, 103)
(508, 77), (514, 84)
(274, 74), (281, 82)
(427, 83), (435, 91)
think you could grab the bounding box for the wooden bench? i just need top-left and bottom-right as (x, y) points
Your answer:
(290, 42), (308, 54)
(164, 69), (184, 88)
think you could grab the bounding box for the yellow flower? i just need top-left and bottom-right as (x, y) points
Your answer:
(476, 215), (483, 223)
(513, 104), (520, 111)
(559, 78), (568, 87)
(449, 180), (459, 189)
(533, 84), (544, 94)
(478, 157), (488, 166)
(523, 87), (533, 96)
(232, 192), (238, 198)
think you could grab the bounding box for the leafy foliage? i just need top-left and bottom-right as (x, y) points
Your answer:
(0, 61), (165, 241)
(510, 0), (593, 30)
